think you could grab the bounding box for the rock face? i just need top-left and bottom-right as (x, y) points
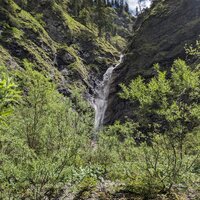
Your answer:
(105, 0), (200, 124)
(0, 0), (120, 97)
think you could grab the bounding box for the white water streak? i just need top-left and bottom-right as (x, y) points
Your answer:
(91, 55), (123, 132)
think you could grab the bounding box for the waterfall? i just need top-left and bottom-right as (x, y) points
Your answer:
(90, 55), (123, 133)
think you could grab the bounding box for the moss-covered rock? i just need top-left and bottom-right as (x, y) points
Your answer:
(0, 0), (120, 97)
(106, 0), (200, 125)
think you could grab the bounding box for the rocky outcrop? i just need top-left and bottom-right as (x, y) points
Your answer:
(0, 0), (119, 97)
(105, 0), (200, 124)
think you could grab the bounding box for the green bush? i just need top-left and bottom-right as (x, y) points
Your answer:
(0, 66), (20, 123)
(117, 58), (200, 196)
(0, 62), (93, 199)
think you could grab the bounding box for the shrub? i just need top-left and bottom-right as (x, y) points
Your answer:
(0, 62), (93, 199)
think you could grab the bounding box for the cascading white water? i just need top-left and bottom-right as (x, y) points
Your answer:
(90, 55), (123, 132)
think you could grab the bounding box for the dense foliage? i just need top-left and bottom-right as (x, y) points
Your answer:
(68, 0), (133, 38)
(0, 62), (93, 199)
(119, 58), (200, 195)
(0, 44), (199, 199)
(0, 0), (199, 199)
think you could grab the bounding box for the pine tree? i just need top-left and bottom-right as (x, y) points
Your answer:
(115, 0), (120, 8)
(96, 0), (104, 37)
(124, 1), (129, 13)
(136, 6), (139, 16)
(119, 0), (124, 14)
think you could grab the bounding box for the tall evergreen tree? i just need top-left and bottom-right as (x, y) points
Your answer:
(111, 0), (115, 6)
(96, 0), (104, 37)
(115, 0), (120, 8)
(136, 6), (139, 16)
(124, 1), (129, 13)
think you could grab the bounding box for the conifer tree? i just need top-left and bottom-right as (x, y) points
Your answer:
(96, 0), (104, 37)
(124, 1), (129, 13)
(136, 6), (139, 16)
(111, 0), (115, 6)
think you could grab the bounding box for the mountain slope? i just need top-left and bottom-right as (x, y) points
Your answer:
(0, 0), (124, 96)
(106, 0), (200, 124)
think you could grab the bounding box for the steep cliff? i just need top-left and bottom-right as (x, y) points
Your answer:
(106, 0), (200, 124)
(0, 0), (132, 97)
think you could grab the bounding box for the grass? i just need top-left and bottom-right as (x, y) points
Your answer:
(0, 45), (12, 65)
(0, 0), (120, 93)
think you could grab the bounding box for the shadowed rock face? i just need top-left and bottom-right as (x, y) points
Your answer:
(105, 0), (200, 125)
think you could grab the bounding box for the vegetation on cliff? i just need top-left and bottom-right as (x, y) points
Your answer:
(0, 0), (133, 94)
(0, 44), (199, 199)
(0, 0), (199, 199)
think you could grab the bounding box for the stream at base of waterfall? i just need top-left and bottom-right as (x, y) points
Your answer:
(89, 55), (123, 136)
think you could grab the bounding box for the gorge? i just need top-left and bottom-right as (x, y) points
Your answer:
(105, 0), (200, 125)
(0, 0), (200, 199)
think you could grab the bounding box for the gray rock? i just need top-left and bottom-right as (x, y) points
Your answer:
(105, 0), (200, 125)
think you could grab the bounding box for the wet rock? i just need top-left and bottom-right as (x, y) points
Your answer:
(106, 0), (200, 125)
